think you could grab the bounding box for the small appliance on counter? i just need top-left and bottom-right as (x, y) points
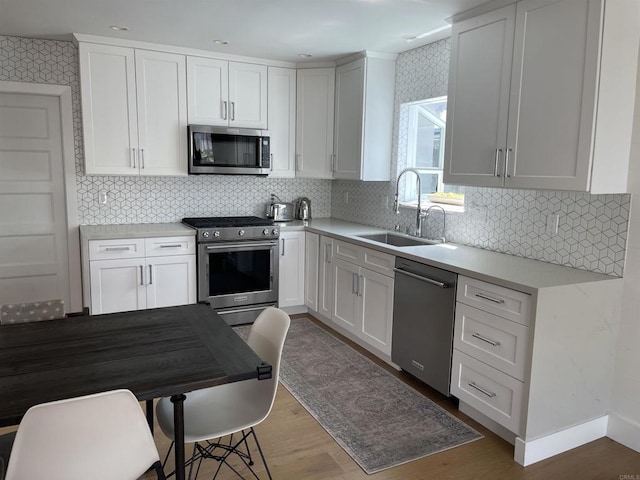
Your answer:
(295, 197), (312, 220)
(265, 194), (294, 222)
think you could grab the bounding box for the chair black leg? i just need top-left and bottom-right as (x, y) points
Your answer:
(249, 428), (273, 480)
(152, 460), (167, 480)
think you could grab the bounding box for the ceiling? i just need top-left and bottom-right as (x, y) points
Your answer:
(0, 0), (489, 63)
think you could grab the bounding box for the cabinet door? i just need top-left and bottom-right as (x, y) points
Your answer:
(146, 255), (196, 309)
(228, 62), (268, 129)
(90, 258), (146, 314)
(332, 258), (359, 333)
(505, 0), (601, 190)
(295, 68), (335, 179)
(359, 268), (394, 355)
(318, 236), (334, 319)
(135, 50), (188, 176)
(267, 67), (296, 178)
(304, 232), (319, 311)
(444, 5), (516, 187)
(278, 232), (305, 308)
(333, 59), (364, 180)
(186, 56), (229, 126)
(79, 43), (139, 175)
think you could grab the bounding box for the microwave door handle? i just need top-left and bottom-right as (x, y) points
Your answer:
(258, 138), (263, 167)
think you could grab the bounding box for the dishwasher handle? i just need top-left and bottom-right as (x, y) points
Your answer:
(393, 267), (450, 288)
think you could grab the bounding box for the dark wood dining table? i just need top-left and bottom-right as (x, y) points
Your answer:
(0, 303), (271, 480)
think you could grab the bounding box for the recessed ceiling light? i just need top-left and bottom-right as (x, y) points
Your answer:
(110, 25), (129, 31)
(213, 40), (230, 45)
(298, 54), (313, 58)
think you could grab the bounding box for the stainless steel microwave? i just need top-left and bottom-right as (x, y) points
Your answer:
(188, 125), (270, 175)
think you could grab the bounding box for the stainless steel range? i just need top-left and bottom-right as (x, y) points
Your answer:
(182, 216), (279, 325)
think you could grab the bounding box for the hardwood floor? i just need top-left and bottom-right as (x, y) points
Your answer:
(3, 315), (639, 479)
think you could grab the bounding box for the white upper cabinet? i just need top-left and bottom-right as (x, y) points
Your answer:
(295, 68), (335, 179)
(267, 67), (297, 177)
(445, 0), (639, 193)
(187, 57), (267, 129)
(333, 55), (396, 181)
(79, 43), (187, 176)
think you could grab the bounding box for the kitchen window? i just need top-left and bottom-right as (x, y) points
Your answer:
(401, 97), (464, 210)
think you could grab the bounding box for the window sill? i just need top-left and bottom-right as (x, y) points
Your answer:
(398, 200), (464, 214)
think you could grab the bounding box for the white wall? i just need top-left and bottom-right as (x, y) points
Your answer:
(609, 50), (640, 450)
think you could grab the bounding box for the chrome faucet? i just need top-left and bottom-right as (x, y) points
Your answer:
(424, 205), (446, 243)
(393, 168), (426, 237)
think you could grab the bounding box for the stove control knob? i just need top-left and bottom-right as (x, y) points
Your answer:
(272, 228), (279, 235)
(263, 228), (270, 235)
(238, 229), (245, 237)
(213, 231), (220, 238)
(202, 231), (210, 239)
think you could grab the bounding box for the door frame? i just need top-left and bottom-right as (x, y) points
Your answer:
(0, 81), (82, 312)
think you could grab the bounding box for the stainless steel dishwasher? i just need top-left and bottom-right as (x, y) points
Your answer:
(392, 257), (457, 396)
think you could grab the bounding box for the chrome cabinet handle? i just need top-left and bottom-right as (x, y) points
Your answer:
(223, 101), (228, 120)
(358, 275), (363, 296)
(281, 238), (285, 256)
(352, 273), (358, 295)
(132, 148), (137, 169)
(474, 292), (505, 304)
(140, 148), (145, 169)
(494, 149), (502, 177)
(325, 244), (331, 264)
(148, 264), (153, 285)
(139, 265), (144, 286)
(472, 332), (501, 347)
(504, 148), (512, 178)
(469, 382), (497, 398)
(330, 153), (336, 172)
(105, 246), (130, 252)
(159, 244), (182, 248)
(231, 101), (235, 121)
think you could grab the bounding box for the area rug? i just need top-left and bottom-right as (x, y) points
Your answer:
(236, 318), (482, 474)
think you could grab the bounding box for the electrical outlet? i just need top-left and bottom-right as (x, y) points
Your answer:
(98, 191), (108, 205)
(546, 213), (559, 235)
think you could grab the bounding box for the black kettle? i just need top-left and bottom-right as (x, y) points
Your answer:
(295, 197), (312, 220)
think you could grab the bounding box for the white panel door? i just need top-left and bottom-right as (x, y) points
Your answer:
(146, 255), (196, 309)
(90, 258), (146, 314)
(359, 268), (394, 355)
(135, 50), (188, 176)
(186, 56), (229, 126)
(333, 58), (365, 180)
(0, 93), (72, 307)
(278, 232), (305, 308)
(228, 62), (268, 129)
(79, 43), (139, 175)
(295, 68), (335, 179)
(444, 4), (516, 187)
(332, 258), (359, 332)
(267, 67), (296, 177)
(318, 236), (334, 319)
(304, 232), (319, 311)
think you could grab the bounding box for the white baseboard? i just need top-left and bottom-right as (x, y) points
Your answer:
(514, 416), (608, 466)
(281, 305), (308, 315)
(607, 412), (640, 453)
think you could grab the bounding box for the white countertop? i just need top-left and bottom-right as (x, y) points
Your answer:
(80, 223), (196, 240)
(304, 218), (616, 294)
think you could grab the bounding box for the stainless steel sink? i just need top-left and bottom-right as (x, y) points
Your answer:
(356, 232), (439, 247)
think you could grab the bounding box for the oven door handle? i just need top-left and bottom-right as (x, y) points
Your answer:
(204, 242), (278, 251)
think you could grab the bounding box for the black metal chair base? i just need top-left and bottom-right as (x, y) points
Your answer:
(162, 428), (272, 480)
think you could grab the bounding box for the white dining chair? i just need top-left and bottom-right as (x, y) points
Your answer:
(5, 389), (166, 480)
(155, 307), (290, 479)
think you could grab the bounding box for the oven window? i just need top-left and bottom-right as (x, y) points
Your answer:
(192, 132), (258, 167)
(207, 249), (271, 296)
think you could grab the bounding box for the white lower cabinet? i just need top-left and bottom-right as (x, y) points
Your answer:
(88, 236), (196, 314)
(331, 244), (394, 356)
(304, 232), (319, 311)
(278, 231), (305, 308)
(318, 235), (334, 319)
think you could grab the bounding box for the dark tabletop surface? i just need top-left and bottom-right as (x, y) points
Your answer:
(0, 303), (271, 427)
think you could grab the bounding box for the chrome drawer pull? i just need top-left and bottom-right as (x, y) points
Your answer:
(468, 382), (496, 398)
(472, 333), (501, 347)
(475, 292), (505, 304)
(159, 244), (182, 248)
(105, 246), (130, 252)
(139, 265), (144, 286)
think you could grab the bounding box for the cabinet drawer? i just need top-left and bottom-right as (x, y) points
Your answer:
(454, 303), (529, 380)
(451, 350), (524, 434)
(145, 236), (195, 257)
(457, 275), (531, 326)
(333, 239), (394, 277)
(88, 239), (145, 260)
